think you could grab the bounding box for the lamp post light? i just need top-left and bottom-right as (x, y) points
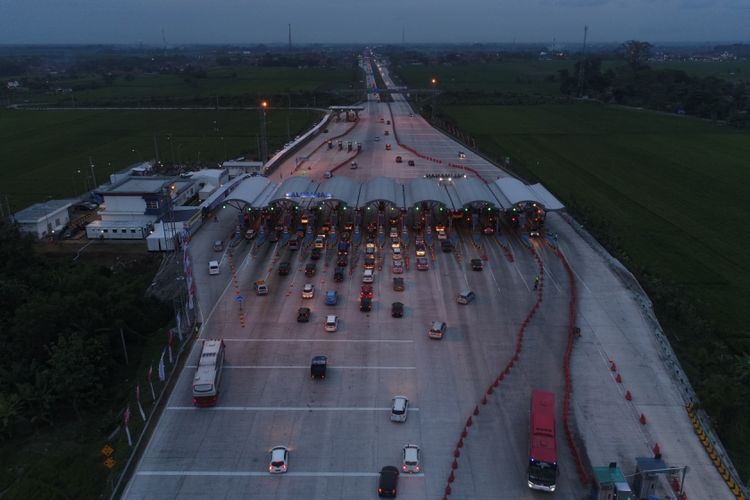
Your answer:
(259, 100), (269, 164)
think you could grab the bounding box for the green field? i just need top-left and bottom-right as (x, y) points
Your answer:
(396, 61), (569, 95)
(649, 60), (750, 82)
(10, 66), (359, 106)
(0, 108), (323, 210)
(447, 103), (750, 337)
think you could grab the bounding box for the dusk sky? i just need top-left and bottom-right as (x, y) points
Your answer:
(0, 0), (747, 45)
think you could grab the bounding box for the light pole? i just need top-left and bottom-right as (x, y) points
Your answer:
(259, 100), (269, 164)
(89, 157), (97, 189)
(430, 77), (438, 121)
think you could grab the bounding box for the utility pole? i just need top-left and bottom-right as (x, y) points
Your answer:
(577, 25), (589, 98)
(259, 101), (268, 164)
(89, 157), (97, 189)
(288, 24), (292, 51)
(402, 25), (405, 45)
(153, 133), (160, 162)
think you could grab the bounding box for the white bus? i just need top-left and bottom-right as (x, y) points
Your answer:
(192, 339), (226, 407)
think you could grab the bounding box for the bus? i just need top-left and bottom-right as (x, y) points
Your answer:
(192, 339), (226, 407)
(528, 389), (557, 492)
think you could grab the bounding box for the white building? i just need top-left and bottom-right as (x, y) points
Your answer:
(222, 160), (263, 178)
(88, 176), (198, 240)
(13, 199), (74, 239)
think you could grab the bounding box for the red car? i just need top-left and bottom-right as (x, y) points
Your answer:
(360, 284), (373, 299)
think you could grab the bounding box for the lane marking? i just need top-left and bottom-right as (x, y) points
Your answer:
(167, 406), (421, 412)
(137, 470), (425, 478)
(224, 338), (413, 343)
(185, 365), (417, 370)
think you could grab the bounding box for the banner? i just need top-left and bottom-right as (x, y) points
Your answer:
(176, 314), (183, 343)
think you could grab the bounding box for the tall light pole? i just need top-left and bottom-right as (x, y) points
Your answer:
(259, 100), (269, 164)
(89, 157), (97, 189)
(430, 77), (438, 121)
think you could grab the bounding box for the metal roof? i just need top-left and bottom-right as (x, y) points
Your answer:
(14, 199), (74, 223)
(492, 177), (564, 210)
(225, 176), (274, 208)
(445, 177), (497, 209)
(360, 176), (403, 208)
(404, 178), (453, 209)
(268, 176), (318, 205)
(319, 176), (361, 207)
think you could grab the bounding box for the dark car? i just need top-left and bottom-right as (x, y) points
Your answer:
(305, 263), (317, 277)
(393, 277), (404, 291)
(311, 356), (327, 379)
(297, 307), (311, 322)
(278, 261), (291, 276)
(360, 297), (372, 312)
(378, 466), (399, 497)
(391, 302), (404, 318)
(407, 160), (415, 166)
(337, 256), (348, 267)
(471, 258), (483, 271)
(311, 247), (322, 260)
(441, 240), (452, 253)
(334, 267), (345, 282)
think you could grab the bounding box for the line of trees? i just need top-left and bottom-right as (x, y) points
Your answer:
(0, 221), (172, 439)
(559, 41), (750, 127)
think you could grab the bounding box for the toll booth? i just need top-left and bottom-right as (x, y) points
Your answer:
(592, 463), (634, 500)
(632, 457), (667, 499)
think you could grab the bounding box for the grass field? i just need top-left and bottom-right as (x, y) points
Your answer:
(396, 61), (569, 95)
(446, 102), (750, 338)
(9, 66), (360, 106)
(0, 108), (323, 210)
(649, 60), (750, 82)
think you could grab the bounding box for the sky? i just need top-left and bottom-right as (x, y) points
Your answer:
(0, 0), (747, 45)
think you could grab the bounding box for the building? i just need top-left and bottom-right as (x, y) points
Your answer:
(221, 160), (263, 178)
(12, 199), (74, 239)
(183, 168), (230, 201)
(87, 176), (198, 240)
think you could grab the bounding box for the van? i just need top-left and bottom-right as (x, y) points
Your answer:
(208, 260), (220, 275)
(457, 290), (476, 305)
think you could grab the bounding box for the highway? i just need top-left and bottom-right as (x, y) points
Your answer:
(123, 55), (734, 499)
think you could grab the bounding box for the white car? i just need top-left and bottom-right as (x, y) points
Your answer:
(391, 396), (409, 422)
(402, 444), (421, 473)
(302, 283), (315, 299)
(392, 260), (404, 274)
(325, 315), (339, 332)
(392, 247), (402, 260)
(208, 260), (220, 275)
(365, 242), (376, 255)
(269, 446), (289, 474)
(362, 269), (374, 283)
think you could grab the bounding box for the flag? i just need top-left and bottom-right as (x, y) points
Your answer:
(167, 330), (174, 364)
(176, 314), (183, 342)
(136, 384), (146, 422)
(147, 365), (155, 399)
(158, 349), (166, 382)
(123, 405), (132, 446)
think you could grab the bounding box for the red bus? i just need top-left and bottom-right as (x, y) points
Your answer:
(528, 389), (557, 491)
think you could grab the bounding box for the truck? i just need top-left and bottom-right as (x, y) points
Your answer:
(338, 241), (350, 256)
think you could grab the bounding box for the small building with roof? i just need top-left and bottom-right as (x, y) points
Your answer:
(12, 199), (74, 239)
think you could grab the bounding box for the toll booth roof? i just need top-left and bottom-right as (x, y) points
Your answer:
(593, 465), (627, 486)
(635, 457), (667, 473)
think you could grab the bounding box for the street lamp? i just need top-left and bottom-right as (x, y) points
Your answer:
(259, 100), (269, 164)
(430, 77), (438, 121)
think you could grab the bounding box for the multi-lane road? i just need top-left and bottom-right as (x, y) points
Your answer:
(122, 56), (733, 499)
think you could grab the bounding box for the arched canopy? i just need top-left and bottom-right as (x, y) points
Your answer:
(490, 177), (564, 211)
(404, 177), (453, 209)
(222, 175), (276, 208)
(318, 176), (361, 208)
(360, 176), (404, 209)
(445, 177), (501, 210)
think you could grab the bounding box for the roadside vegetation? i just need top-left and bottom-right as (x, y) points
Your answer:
(393, 48), (750, 479)
(0, 220), (171, 498)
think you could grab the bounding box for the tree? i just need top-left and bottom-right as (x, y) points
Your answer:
(0, 392), (22, 439)
(47, 333), (108, 417)
(621, 40), (653, 71)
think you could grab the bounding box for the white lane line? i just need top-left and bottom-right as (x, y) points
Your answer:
(137, 471), (425, 478)
(224, 339), (413, 343)
(167, 406), (421, 411)
(185, 365), (417, 370)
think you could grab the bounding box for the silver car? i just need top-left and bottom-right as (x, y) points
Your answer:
(402, 444), (421, 473)
(390, 396), (409, 422)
